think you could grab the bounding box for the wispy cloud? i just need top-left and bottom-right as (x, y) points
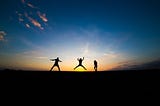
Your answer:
(29, 17), (43, 30)
(37, 11), (48, 22)
(103, 51), (118, 58)
(27, 3), (38, 9)
(21, 0), (25, 4)
(0, 35), (4, 41)
(16, 11), (22, 17)
(15, 1), (49, 30)
(112, 59), (160, 70)
(21, 0), (38, 9)
(25, 24), (30, 28)
(19, 18), (24, 22)
(82, 42), (89, 56)
(35, 56), (48, 59)
(0, 31), (6, 41)
(16, 11), (24, 22)
(24, 13), (44, 30)
(16, 50), (48, 60)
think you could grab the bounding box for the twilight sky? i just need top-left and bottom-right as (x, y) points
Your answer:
(0, 0), (160, 71)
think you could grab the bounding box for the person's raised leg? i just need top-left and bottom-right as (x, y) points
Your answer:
(81, 65), (87, 70)
(50, 65), (55, 71)
(74, 65), (79, 70)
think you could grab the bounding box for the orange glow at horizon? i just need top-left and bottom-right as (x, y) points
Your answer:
(12, 60), (117, 71)
(0, 56), (120, 71)
(0, 54), (122, 71)
(0, 43), (130, 71)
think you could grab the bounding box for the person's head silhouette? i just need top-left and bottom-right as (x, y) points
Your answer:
(94, 60), (97, 63)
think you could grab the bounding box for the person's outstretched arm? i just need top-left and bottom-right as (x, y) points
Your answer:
(77, 58), (79, 61)
(59, 60), (62, 62)
(50, 59), (55, 61)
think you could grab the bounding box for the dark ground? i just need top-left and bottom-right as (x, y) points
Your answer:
(0, 69), (159, 80)
(0, 69), (159, 96)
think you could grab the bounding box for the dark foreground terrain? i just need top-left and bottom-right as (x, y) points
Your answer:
(0, 69), (159, 80)
(1, 69), (160, 93)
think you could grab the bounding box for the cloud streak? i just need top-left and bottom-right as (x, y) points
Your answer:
(19, 18), (24, 22)
(0, 31), (6, 41)
(24, 13), (43, 30)
(82, 42), (89, 56)
(37, 11), (48, 22)
(16, 50), (48, 60)
(16, 1), (49, 30)
(35, 56), (48, 59)
(27, 3), (38, 9)
(16, 11), (24, 22)
(21, 0), (38, 9)
(112, 59), (160, 70)
(21, 0), (25, 4)
(25, 24), (30, 28)
(29, 17), (43, 30)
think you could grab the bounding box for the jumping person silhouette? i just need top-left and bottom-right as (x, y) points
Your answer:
(94, 60), (98, 72)
(50, 57), (62, 71)
(74, 57), (87, 70)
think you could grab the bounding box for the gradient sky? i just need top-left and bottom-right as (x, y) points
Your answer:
(0, 0), (160, 71)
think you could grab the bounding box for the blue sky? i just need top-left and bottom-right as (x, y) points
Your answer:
(0, 0), (160, 71)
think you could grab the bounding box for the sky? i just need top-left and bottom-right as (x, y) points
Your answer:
(0, 0), (160, 71)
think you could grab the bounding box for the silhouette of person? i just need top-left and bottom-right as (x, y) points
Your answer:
(94, 60), (98, 72)
(74, 57), (87, 70)
(50, 57), (62, 71)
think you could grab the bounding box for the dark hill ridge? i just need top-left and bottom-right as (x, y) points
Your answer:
(0, 69), (159, 79)
(0, 69), (159, 89)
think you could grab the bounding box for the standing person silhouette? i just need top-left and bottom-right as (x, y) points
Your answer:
(94, 60), (98, 72)
(50, 57), (62, 71)
(74, 57), (87, 70)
